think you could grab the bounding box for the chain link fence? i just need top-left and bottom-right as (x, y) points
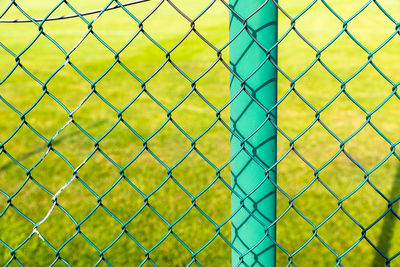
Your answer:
(1, 0), (400, 266)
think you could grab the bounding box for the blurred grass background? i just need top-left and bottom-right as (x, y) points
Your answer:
(1, 0), (400, 266)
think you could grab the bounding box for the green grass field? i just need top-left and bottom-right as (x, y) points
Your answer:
(1, 0), (400, 266)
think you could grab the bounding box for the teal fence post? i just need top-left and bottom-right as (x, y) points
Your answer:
(229, 0), (278, 266)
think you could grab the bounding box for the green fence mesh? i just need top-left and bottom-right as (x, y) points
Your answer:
(1, 0), (400, 266)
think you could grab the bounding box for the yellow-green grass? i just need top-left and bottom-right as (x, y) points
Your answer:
(1, 0), (400, 266)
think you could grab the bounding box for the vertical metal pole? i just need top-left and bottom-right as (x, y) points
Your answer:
(229, 0), (277, 266)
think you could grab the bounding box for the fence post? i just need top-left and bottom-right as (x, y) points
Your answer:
(229, 0), (278, 266)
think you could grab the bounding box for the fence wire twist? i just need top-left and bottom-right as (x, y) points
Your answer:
(0, 0), (400, 266)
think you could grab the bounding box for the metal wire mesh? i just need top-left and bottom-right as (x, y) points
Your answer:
(1, 0), (400, 266)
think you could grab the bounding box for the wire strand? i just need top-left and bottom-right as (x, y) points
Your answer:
(0, 0), (150, 23)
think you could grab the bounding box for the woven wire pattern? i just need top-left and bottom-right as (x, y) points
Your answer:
(0, 0), (400, 266)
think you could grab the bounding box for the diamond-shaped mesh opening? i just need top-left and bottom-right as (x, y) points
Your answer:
(318, 152), (365, 199)
(0, 154), (27, 198)
(30, 151), (72, 193)
(101, 177), (144, 222)
(0, 207), (33, 248)
(0, 105), (21, 146)
(1, 0), (400, 265)
(275, 207), (315, 256)
(41, 14), (90, 53)
(11, 180), (54, 222)
(99, 121), (143, 167)
(345, 63), (393, 111)
(0, 66), (44, 113)
(125, 205), (169, 251)
(369, 155), (400, 199)
(293, 0), (342, 49)
(147, 121), (192, 167)
(317, 209), (361, 256)
(45, 63), (93, 111)
(0, 46), (16, 81)
(345, 123), (390, 171)
(68, 33), (116, 82)
(148, 177), (191, 223)
(123, 149), (167, 196)
(171, 150), (216, 196)
(373, 34), (400, 83)
(172, 90), (217, 138)
(321, 33), (367, 79)
(149, 233), (192, 266)
(294, 180), (338, 225)
(294, 122), (339, 168)
(195, 178), (231, 225)
(18, 34), (66, 82)
(141, 1), (189, 51)
(3, 124), (48, 168)
(122, 92), (166, 138)
(173, 207), (216, 253)
(344, 182), (388, 227)
(79, 207), (123, 250)
(72, 93), (117, 140)
(195, 121), (231, 166)
(0, 20), (38, 52)
(56, 178), (98, 223)
(170, 32), (218, 80)
(372, 95), (400, 142)
(24, 94), (68, 139)
(277, 150), (315, 198)
(341, 238), (382, 266)
(145, 61), (192, 110)
(366, 204), (400, 264)
(36, 206), (76, 249)
(347, 2), (395, 52)
(118, 31), (166, 81)
(50, 123), (94, 167)
(15, 234), (55, 266)
(290, 237), (337, 266)
(294, 62), (341, 110)
(76, 150), (121, 195)
(195, 61), (230, 108)
(102, 233), (144, 265)
(321, 92), (366, 140)
(194, 1), (229, 49)
(195, 234), (231, 266)
(95, 63), (142, 111)
(276, 90), (316, 139)
(91, 6), (140, 52)
(58, 233), (100, 265)
(277, 30), (316, 79)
